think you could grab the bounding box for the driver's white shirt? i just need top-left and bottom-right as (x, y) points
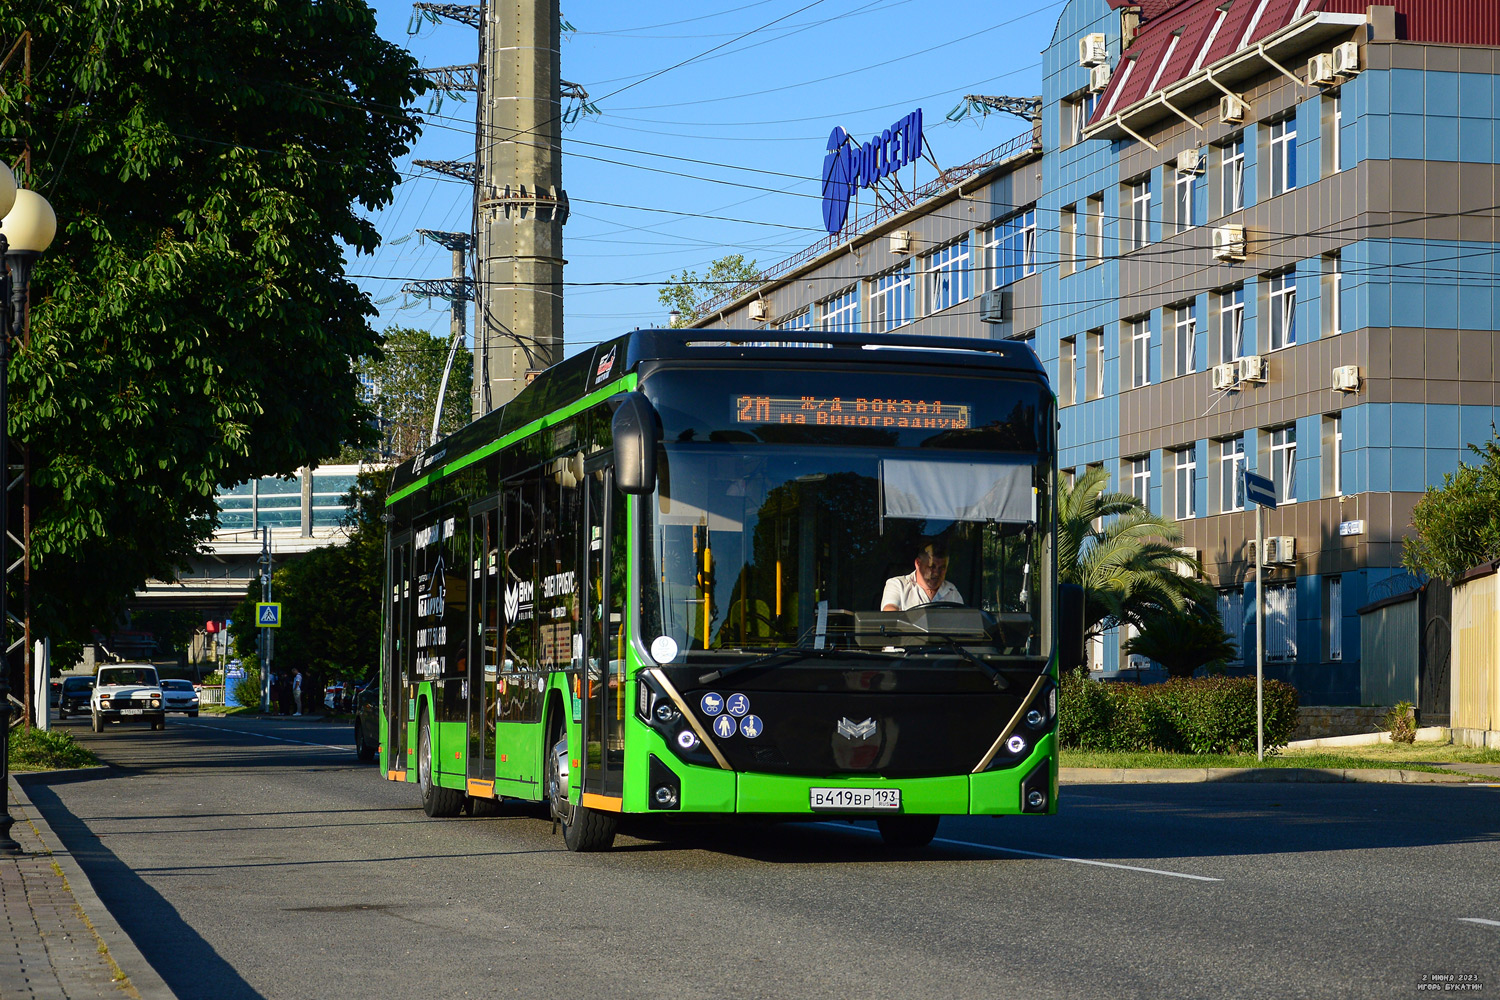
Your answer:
(881, 572), (962, 611)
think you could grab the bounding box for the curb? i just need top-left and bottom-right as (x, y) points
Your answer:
(1059, 766), (1489, 784)
(7, 774), (180, 1000)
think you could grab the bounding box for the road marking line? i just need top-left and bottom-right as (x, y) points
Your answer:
(179, 721), (350, 752)
(815, 823), (1221, 882)
(1458, 917), (1500, 928)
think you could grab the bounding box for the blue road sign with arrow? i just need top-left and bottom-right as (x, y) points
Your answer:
(1243, 470), (1277, 510)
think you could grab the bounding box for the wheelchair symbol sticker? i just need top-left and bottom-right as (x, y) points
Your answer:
(726, 693), (750, 717)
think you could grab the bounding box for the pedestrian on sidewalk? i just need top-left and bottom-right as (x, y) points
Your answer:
(293, 668), (303, 716)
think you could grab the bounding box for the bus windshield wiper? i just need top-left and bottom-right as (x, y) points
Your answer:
(901, 632), (1010, 690)
(697, 644), (891, 686)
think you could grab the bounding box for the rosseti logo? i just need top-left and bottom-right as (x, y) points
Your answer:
(820, 109), (923, 234)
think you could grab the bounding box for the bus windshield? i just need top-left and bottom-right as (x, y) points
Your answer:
(639, 443), (1051, 662)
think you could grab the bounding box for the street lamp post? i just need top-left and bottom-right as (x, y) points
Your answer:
(0, 162), (57, 852)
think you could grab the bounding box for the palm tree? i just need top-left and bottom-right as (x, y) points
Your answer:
(1123, 605), (1238, 678)
(1056, 466), (1214, 648)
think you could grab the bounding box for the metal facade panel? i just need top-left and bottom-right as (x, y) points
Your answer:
(1322, 0), (1500, 43)
(1450, 573), (1495, 732)
(1358, 600), (1420, 705)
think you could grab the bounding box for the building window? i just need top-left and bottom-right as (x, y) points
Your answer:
(1128, 315), (1150, 388)
(988, 208), (1036, 290)
(1127, 177), (1151, 251)
(1172, 446), (1197, 520)
(1215, 285), (1245, 364)
(1268, 424), (1296, 503)
(1218, 587), (1245, 662)
(1325, 575), (1344, 661)
(1174, 165), (1196, 234)
(1059, 336), (1077, 407)
(1323, 92), (1342, 175)
(1322, 413), (1343, 497)
(1322, 253), (1343, 337)
(776, 308), (811, 331)
(1086, 194), (1104, 266)
(925, 235), (971, 313)
(1265, 583), (1297, 662)
(820, 286), (860, 334)
(1217, 436), (1245, 513)
(1172, 301), (1197, 377)
(1085, 328), (1104, 400)
(1060, 204), (1077, 275)
(870, 263), (913, 332)
(1268, 270), (1296, 350)
(1219, 135), (1245, 216)
(1062, 466), (1077, 490)
(1127, 455), (1151, 508)
(1268, 117), (1297, 197)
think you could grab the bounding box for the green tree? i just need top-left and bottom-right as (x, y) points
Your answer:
(348, 326), (472, 462)
(1056, 466), (1213, 645)
(0, 2), (425, 641)
(1123, 605), (1238, 679)
(1402, 433), (1500, 581)
(657, 254), (763, 327)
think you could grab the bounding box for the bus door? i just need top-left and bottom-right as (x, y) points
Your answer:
(386, 531), (412, 775)
(468, 501), (500, 785)
(582, 462), (626, 799)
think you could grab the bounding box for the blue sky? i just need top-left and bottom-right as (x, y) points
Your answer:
(358, 0), (1065, 358)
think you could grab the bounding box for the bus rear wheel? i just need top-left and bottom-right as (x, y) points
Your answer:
(546, 718), (616, 852)
(876, 815), (939, 849)
(418, 712), (464, 818)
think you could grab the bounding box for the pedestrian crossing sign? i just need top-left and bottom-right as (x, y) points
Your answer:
(256, 603), (282, 627)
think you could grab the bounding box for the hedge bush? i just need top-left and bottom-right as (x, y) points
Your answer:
(1058, 669), (1299, 754)
(8, 727), (100, 771)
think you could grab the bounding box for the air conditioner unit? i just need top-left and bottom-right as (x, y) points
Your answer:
(1238, 354), (1267, 382)
(748, 299), (767, 322)
(978, 289), (1007, 324)
(1176, 148), (1203, 174)
(1332, 365), (1361, 392)
(1332, 41), (1360, 76)
(1219, 95), (1246, 124)
(1211, 362), (1239, 391)
(1307, 53), (1337, 86)
(889, 229), (912, 255)
(1089, 64), (1112, 93)
(1079, 33), (1108, 67)
(1173, 547), (1200, 578)
(1212, 224), (1246, 261)
(1265, 535), (1296, 564)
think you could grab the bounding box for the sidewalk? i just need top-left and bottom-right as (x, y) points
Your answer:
(2, 776), (176, 1000)
(1061, 763), (1500, 784)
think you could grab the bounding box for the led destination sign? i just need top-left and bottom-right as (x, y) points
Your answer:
(735, 395), (969, 429)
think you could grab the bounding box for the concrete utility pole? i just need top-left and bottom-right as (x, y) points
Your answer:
(475, 0), (569, 413)
(411, 230), (474, 444)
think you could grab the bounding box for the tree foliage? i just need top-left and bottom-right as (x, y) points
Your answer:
(230, 469), (385, 691)
(0, 2), (425, 640)
(348, 326), (473, 462)
(1402, 433), (1500, 582)
(1056, 466), (1214, 641)
(657, 254), (763, 327)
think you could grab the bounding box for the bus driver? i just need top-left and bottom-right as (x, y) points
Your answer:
(881, 539), (963, 611)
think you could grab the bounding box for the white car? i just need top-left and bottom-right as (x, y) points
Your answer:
(159, 678), (200, 716)
(91, 664), (166, 731)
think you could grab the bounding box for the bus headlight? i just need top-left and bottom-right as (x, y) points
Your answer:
(1025, 709), (1044, 727)
(1026, 790), (1047, 810)
(1006, 735), (1027, 755)
(654, 702), (681, 725)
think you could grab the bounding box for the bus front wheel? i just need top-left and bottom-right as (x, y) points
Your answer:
(418, 711), (464, 818)
(546, 719), (616, 852)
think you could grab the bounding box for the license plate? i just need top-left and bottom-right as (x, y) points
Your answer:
(809, 787), (901, 811)
(122, 709), (144, 716)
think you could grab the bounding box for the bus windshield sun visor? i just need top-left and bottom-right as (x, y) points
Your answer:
(880, 457), (1035, 524)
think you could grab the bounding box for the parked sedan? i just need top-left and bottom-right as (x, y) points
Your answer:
(57, 676), (94, 719)
(159, 678), (200, 717)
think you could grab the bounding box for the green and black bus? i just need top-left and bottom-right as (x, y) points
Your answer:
(378, 329), (1080, 851)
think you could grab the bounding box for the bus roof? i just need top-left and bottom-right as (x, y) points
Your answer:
(388, 329), (1046, 500)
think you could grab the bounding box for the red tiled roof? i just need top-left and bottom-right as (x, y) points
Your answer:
(1091, 0), (1500, 125)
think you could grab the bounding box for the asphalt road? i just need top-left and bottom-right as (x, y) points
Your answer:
(17, 712), (1500, 1000)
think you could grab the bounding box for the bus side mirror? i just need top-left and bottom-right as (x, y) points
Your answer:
(1057, 583), (1085, 672)
(612, 391), (659, 495)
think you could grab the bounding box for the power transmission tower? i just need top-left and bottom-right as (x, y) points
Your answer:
(411, 0), (570, 416)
